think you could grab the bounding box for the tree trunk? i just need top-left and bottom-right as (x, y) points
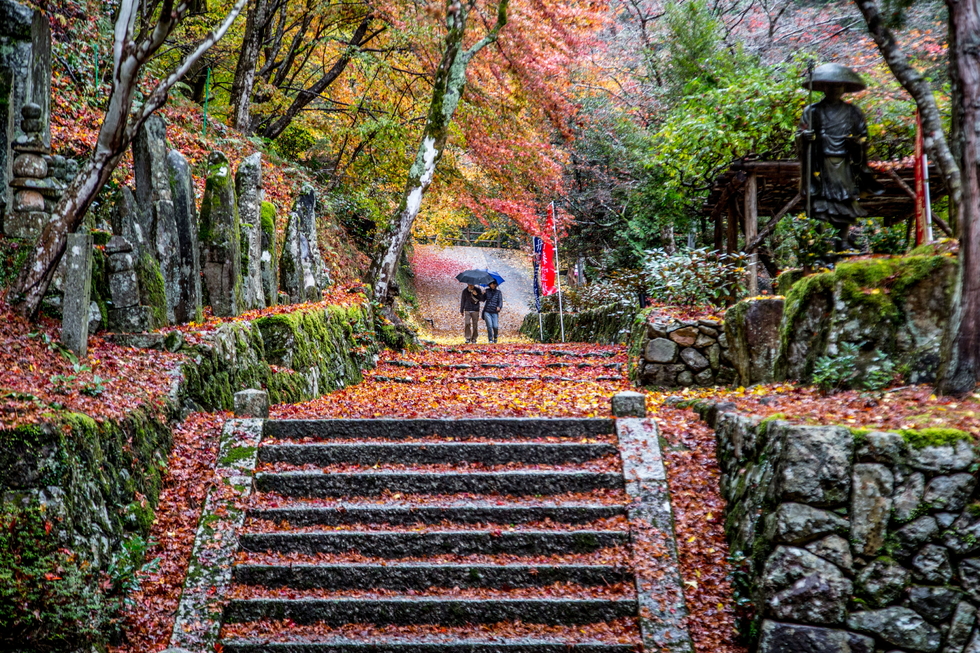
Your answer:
(368, 0), (509, 305)
(230, 0), (270, 132)
(853, 0), (962, 209)
(939, 0), (980, 395)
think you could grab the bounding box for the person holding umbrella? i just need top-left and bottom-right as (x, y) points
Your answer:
(482, 274), (504, 344)
(459, 280), (485, 344)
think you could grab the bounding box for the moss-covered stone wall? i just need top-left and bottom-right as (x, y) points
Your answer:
(0, 405), (175, 651)
(0, 300), (386, 650)
(775, 254), (956, 384)
(180, 301), (381, 411)
(519, 303), (636, 345)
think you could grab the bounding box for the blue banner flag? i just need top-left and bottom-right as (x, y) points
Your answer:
(532, 236), (543, 312)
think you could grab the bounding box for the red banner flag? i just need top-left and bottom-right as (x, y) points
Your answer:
(540, 240), (558, 296)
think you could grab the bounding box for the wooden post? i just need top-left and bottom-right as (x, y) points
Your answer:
(745, 173), (759, 296)
(726, 196), (738, 255)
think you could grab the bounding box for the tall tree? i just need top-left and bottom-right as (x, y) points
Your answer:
(853, 0), (978, 394)
(367, 0), (509, 306)
(10, 0), (247, 319)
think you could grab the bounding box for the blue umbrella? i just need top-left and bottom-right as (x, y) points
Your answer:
(485, 270), (505, 285)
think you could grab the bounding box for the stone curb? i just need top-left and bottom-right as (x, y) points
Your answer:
(248, 503), (625, 526)
(616, 418), (694, 653)
(169, 418), (263, 652)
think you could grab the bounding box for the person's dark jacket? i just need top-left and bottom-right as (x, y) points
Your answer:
(483, 287), (503, 314)
(460, 287), (484, 312)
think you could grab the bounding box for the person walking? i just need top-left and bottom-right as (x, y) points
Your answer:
(482, 281), (503, 343)
(460, 283), (484, 343)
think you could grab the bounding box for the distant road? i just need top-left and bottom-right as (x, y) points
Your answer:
(410, 245), (534, 339)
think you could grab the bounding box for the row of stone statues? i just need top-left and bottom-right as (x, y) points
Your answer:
(52, 115), (332, 334)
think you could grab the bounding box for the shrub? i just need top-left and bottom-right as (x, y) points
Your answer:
(812, 342), (859, 393)
(641, 247), (746, 307)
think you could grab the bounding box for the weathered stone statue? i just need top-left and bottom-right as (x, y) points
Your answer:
(797, 63), (882, 249)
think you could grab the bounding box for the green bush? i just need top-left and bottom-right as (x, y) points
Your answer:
(642, 247), (746, 307)
(812, 342), (859, 393)
(275, 124), (317, 160)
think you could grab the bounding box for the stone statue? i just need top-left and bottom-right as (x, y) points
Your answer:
(797, 63), (883, 250)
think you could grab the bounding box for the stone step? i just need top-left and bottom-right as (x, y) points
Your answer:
(221, 640), (637, 653)
(254, 471), (623, 497)
(239, 530), (627, 557)
(258, 442), (619, 466)
(233, 563), (631, 589)
(263, 418), (615, 442)
(248, 503), (626, 527)
(223, 597), (637, 626)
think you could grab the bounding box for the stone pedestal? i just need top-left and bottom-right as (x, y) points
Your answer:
(234, 389), (269, 418)
(60, 232), (93, 357)
(611, 391), (647, 417)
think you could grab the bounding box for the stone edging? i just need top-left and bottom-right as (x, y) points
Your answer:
(616, 418), (693, 653)
(169, 418), (263, 651)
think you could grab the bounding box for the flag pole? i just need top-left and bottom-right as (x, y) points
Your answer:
(551, 201), (566, 343)
(533, 237), (544, 341)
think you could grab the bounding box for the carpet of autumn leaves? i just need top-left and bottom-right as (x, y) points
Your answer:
(0, 302), (182, 428)
(108, 411), (228, 653)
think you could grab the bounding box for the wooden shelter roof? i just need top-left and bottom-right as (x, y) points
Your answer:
(702, 158), (945, 223)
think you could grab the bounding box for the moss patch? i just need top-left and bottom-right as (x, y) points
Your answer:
(900, 427), (972, 449)
(135, 252), (167, 327)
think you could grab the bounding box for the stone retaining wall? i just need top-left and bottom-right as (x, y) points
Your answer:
(630, 314), (736, 387)
(519, 303), (634, 345)
(0, 300), (387, 651)
(694, 400), (980, 653)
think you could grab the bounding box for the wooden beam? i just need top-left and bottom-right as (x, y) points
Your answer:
(745, 172), (758, 296)
(745, 192), (802, 253)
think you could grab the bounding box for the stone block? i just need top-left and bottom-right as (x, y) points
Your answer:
(855, 430), (908, 464)
(911, 543), (952, 584)
(947, 601), (977, 652)
(804, 534), (853, 572)
(199, 151), (242, 317)
(107, 305), (154, 333)
(893, 516), (939, 558)
(677, 370), (694, 386)
(694, 368), (714, 385)
(109, 269), (140, 309)
(60, 232), (93, 358)
(847, 607), (941, 652)
(892, 471), (924, 523)
(167, 149), (202, 324)
(960, 558), (980, 603)
(725, 296), (784, 385)
(104, 234), (134, 255)
(236, 152), (265, 311)
(668, 326), (698, 347)
(763, 502), (848, 545)
(855, 557), (910, 607)
(776, 424), (852, 506)
(945, 510), (980, 555)
(923, 473), (975, 511)
(644, 337), (678, 363)
(680, 347), (709, 371)
(611, 391), (646, 418)
(908, 585), (960, 623)
(234, 389), (269, 418)
(259, 200), (278, 307)
(761, 545), (851, 625)
(107, 251), (135, 273)
(2, 209), (45, 238)
(850, 463), (893, 557)
(693, 333), (714, 348)
(909, 439), (974, 473)
(757, 621), (874, 653)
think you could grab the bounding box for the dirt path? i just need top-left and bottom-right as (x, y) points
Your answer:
(410, 245), (534, 340)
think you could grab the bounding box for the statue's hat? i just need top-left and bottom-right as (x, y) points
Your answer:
(803, 63), (866, 93)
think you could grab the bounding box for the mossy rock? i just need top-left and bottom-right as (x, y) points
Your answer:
(135, 252), (167, 327)
(775, 255), (954, 383)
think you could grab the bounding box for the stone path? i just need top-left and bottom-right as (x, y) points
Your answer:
(411, 245), (535, 339)
(170, 346), (693, 652)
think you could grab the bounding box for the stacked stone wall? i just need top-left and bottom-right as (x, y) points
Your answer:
(694, 400), (980, 653)
(631, 315), (736, 387)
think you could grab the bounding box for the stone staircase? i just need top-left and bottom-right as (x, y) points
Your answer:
(218, 418), (646, 652)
